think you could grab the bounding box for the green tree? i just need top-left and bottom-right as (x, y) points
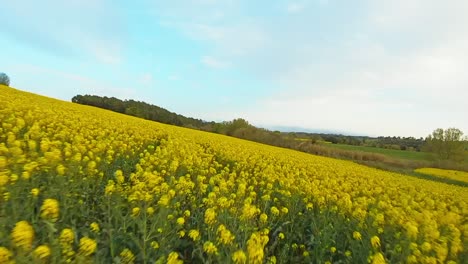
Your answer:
(225, 118), (251, 136)
(0, 72), (10, 86)
(424, 128), (466, 161)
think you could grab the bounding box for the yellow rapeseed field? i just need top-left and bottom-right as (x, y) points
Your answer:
(415, 168), (468, 184)
(0, 85), (467, 263)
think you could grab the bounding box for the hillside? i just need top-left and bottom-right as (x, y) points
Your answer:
(0, 85), (467, 263)
(72, 94), (468, 177)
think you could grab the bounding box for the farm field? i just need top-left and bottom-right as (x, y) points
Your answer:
(0, 85), (467, 263)
(319, 143), (430, 161)
(414, 168), (468, 184)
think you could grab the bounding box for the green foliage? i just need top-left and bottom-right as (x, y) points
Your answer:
(424, 128), (466, 161)
(0, 72), (10, 86)
(317, 134), (425, 151)
(71, 95), (205, 128)
(323, 144), (429, 161)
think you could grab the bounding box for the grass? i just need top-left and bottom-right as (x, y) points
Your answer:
(320, 143), (430, 161)
(305, 142), (468, 186)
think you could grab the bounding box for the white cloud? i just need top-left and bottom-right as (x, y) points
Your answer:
(5, 1), (467, 137)
(149, 0), (468, 136)
(0, 0), (125, 65)
(201, 56), (230, 69)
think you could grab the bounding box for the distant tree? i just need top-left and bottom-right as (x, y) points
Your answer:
(0, 72), (10, 86)
(225, 118), (251, 136)
(424, 128), (466, 161)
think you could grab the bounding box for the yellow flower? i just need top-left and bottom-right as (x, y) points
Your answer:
(270, 206), (280, 216)
(176, 217), (185, 226)
(3, 192), (10, 201)
(421, 242), (431, 252)
(0, 174), (8, 187)
(119, 248), (135, 264)
(345, 250), (352, 257)
(11, 220), (34, 250)
(278, 233), (285, 240)
(330, 247), (336, 253)
(40, 198), (60, 222)
(203, 241), (218, 255)
(0, 247), (13, 263)
(281, 207), (288, 214)
(90, 222), (100, 233)
(167, 252), (183, 264)
(21, 171), (31, 180)
(158, 195), (170, 206)
(217, 225), (235, 245)
(232, 250), (247, 264)
(33, 245), (51, 259)
(0, 157), (7, 169)
(184, 210), (191, 217)
(60, 228), (75, 244)
(247, 232), (269, 264)
(10, 174), (18, 184)
(146, 207), (155, 215)
(188, 229), (200, 241)
(370, 236), (381, 249)
(371, 252), (386, 264)
(151, 241), (159, 249)
(131, 207), (140, 217)
(79, 237), (97, 256)
(56, 164), (66, 175)
(31, 188), (40, 197)
(259, 213), (268, 223)
(105, 181), (115, 196)
(353, 231), (362, 240)
(405, 222), (419, 239)
(115, 170), (125, 183)
(178, 230), (186, 238)
(204, 208), (217, 225)
(269, 255), (278, 263)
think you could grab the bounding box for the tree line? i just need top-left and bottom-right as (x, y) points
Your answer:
(300, 133), (425, 151)
(71, 94), (467, 170)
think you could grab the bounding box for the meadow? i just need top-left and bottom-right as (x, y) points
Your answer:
(0, 85), (466, 263)
(319, 143), (429, 161)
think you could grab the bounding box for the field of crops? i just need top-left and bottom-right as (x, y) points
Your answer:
(0, 85), (467, 263)
(319, 143), (429, 161)
(415, 168), (468, 184)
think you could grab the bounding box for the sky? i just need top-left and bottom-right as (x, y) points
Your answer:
(1, 0), (467, 138)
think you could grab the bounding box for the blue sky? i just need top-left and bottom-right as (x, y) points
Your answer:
(1, 0), (467, 137)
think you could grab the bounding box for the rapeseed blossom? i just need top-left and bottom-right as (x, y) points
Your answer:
(40, 198), (60, 222)
(0, 86), (467, 263)
(120, 248), (136, 264)
(232, 250), (247, 264)
(203, 241), (218, 255)
(11, 221), (34, 250)
(371, 236), (381, 249)
(0, 247), (13, 263)
(33, 245), (51, 259)
(79, 237), (97, 256)
(188, 229), (200, 241)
